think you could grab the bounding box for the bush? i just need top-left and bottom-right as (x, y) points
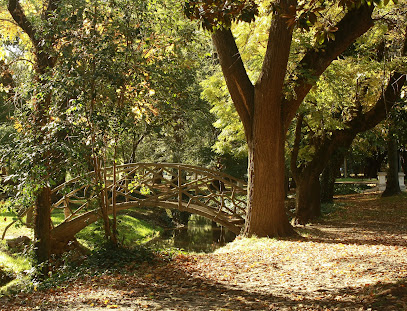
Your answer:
(334, 183), (371, 195)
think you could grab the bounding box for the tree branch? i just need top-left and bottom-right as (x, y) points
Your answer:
(7, 0), (36, 43)
(350, 72), (406, 133)
(212, 29), (254, 138)
(257, 0), (295, 92)
(283, 3), (374, 130)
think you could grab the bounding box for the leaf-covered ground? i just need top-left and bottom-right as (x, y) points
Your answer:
(2, 192), (407, 310)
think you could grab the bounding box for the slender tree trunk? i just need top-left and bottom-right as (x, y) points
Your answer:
(382, 127), (401, 196)
(111, 143), (118, 246)
(7, 0), (60, 277)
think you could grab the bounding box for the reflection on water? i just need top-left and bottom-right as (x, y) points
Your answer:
(149, 215), (236, 253)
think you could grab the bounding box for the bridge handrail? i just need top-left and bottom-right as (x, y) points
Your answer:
(52, 163), (247, 194)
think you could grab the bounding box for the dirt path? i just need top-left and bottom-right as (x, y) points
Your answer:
(2, 192), (407, 310)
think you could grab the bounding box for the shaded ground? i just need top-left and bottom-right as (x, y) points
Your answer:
(2, 192), (407, 310)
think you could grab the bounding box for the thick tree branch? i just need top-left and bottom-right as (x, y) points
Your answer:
(306, 71), (406, 175)
(7, 0), (36, 43)
(8, 0), (59, 74)
(350, 72), (406, 133)
(257, 0), (296, 92)
(283, 3), (374, 130)
(212, 29), (254, 138)
(349, 25), (407, 133)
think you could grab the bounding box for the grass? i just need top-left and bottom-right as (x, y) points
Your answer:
(47, 208), (162, 249)
(0, 247), (31, 273)
(0, 239), (32, 296)
(76, 214), (162, 250)
(0, 211), (33, 240)
(1, 206), (162, 250)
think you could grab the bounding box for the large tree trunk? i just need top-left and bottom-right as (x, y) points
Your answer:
(243, 0), (296, 236)
(245, 113), (293, 236)
(294, 173), (321, 225)
(382, 127), (401, 197)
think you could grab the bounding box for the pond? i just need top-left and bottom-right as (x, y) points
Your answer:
(147, 215), (236, 253)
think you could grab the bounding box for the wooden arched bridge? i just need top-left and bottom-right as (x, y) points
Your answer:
(50, 163), (247, 240)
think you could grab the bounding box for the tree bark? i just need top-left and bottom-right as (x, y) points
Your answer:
(292, 69), (405, 222)
(293, 69), (406, 222)
(291, 115), (324, 224)
(321, 151), (346, 203)
(320, 165), (336, 204)
(295, 173), (321, 224)
(382, 126), (401, 196)
(290, 20), (407, 222)
(34, 187), (52, 277)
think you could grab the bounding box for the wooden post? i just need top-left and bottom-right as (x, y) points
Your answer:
(63, 196), (71, 219)
(178, 166), (182, 211)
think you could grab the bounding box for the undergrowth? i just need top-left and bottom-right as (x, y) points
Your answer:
(41, 243), (157, 290)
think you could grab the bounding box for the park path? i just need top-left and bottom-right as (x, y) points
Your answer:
(1, 192), (407, 310)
